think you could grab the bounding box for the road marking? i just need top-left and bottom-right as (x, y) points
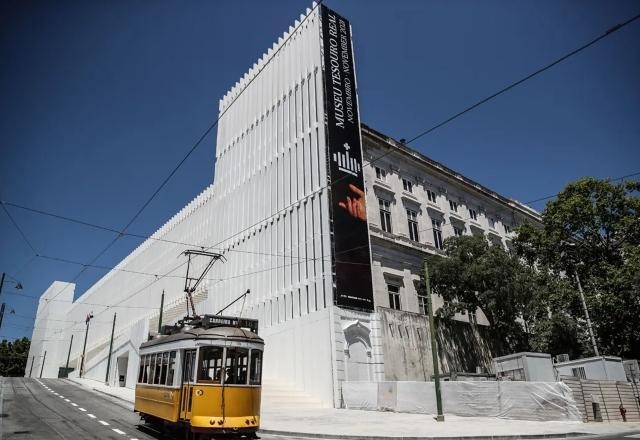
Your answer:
(79, 407), (86, 411)
(87, 414), (96, 419)
(64, 398), (70, 402)
(71, 402), (78, 406)
(112, 428), (125, 435)
(98, 420), (109, 426)
(624, 435), (640, 438)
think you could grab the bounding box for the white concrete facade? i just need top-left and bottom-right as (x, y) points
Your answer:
(26, 4), (540, 408)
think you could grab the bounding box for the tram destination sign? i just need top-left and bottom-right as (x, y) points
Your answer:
(320, 5), (374, 312)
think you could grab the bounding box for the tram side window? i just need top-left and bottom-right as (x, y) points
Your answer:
(149, 354), (157, 384)
(143, 355), (150, 383)
(166, 351), (176, 386)
(159, 352), (169, 385)
(183, 350), (196, 383)
(153, 354), (163, 385)
(198, 347), (224, 383)
(225, 347), (249, 385)
(138, 356), (145, 383)
(249, 350), (262, 385)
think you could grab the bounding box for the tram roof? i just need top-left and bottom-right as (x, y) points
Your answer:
(140, 325), (263, 349)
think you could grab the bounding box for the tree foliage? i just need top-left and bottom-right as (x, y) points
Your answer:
(515, 177), (640, 358)
(0, 337), (30, 376)
(423, 177), (639, 359)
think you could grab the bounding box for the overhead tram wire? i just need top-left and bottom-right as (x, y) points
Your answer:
(356, 11), (640, 183)
(11, 1), (326, 310)
(523, 171), (640, 205)
(1, 200), (315, 261)
(11, 8), (638, 332)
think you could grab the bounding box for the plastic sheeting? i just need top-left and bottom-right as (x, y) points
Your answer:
(343, 381), (582, 422)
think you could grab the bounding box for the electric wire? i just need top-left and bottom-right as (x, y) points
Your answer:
(3, 1), (326, 311)
(5, 7), (638, 340)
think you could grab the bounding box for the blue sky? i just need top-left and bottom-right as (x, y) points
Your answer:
(1, 0), (639, 341)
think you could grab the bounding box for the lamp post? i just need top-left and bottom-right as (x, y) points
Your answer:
(80, 312), (93, 378)
(424, 259), (444, 422)
(561, 242), (600, 357)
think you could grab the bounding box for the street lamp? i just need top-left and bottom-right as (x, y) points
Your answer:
(560, 242), (599, 357)
(79, 312), (94, 377)
(0, 272), (24, 298)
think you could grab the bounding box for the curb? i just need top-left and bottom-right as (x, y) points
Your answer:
(64, 378), (134, 410)
(257, 429), (590, 440)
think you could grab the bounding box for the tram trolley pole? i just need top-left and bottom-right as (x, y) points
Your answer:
(105, 313), (116, 385)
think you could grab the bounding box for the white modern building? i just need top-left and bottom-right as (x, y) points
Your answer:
(26, 3), (540, 407)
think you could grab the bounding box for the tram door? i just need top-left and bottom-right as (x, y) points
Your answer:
(180, 349), (196, 420)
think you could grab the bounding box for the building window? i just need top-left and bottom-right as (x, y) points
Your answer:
(407, 209), (419, 242)
(426, 189), (437, 203)
(488, 217), (496, 229)
(402, 178), (413, 193)
(468, 309), (477, 324)
(432, 219), (443, 250)
(375, 166), (386, 181)
(379, 199), (392, 233)
(504, 224), (512, 234)
(572, 367), (587, 380)
(449, 199), (458, 212)
(453, 226), (463, 237)
(388, 284), (401, 310)
(418, 295), (428, 315)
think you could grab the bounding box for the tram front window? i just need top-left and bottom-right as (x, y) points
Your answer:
(225, 347), (249, 385)
(198, 346), (224, 383)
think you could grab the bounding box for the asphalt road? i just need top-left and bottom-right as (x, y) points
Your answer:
(1, 377), (639, 440)
(0, 377), (309, 440)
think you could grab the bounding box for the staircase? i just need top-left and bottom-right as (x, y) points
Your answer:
(261, 381), (328, 409)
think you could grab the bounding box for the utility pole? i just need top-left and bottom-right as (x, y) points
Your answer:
(80, 312), (93, 378)
(39, 351), (47, 378)
(0, 303), (4, 329)
(65, 334), (74, 370)
(105, 313), (116, 385)
(424, 260), (444, 422)
(575, 273), (599, 357)
(158, 290), (164, 333)
(0, 272), (5, 298)
(28, 355), (35, 378)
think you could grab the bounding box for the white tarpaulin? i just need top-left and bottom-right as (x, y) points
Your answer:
(343, 381), (582, 422)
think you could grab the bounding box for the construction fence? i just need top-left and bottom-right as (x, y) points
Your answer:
(561, 376), (640, 422)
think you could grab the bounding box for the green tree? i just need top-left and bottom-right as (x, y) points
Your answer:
(0, 337), (30, 376)
(514, 177), (640, 358)
(426, 235), (534, 354)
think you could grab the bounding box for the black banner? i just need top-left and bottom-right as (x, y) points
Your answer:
(320, 5), (374, 312)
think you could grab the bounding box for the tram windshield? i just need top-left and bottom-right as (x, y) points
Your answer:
(224, 347), (249, 385)
(198, 346), (224, 383)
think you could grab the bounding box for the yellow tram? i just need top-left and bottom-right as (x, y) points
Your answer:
(134, 315), (263, 438)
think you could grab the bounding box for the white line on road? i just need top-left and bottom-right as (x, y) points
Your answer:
(98, 420), (109, 426)
(624, 435), (640, 438)
(112, 428), (125, 435)
(71, 403), (78, 406)
(87, 414), (96, 419)
(64, 398), (70, 402)
(79, 407), (86, 411)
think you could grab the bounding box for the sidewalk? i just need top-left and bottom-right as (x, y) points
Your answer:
(67, 378), (640, 439)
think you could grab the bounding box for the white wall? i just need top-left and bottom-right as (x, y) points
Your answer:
(25, 281), (75, 378)
(555, 357), (627, 381)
